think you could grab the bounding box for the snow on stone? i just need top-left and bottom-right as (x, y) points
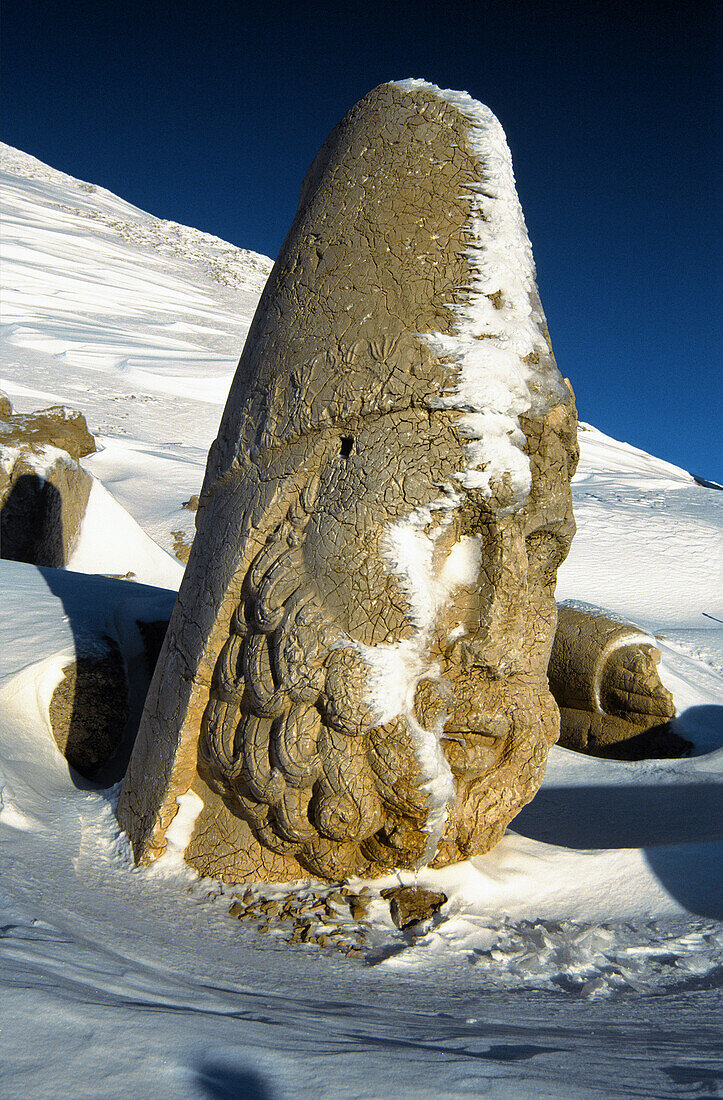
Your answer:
(358, 80), (570, 854)
(152, 790), (205, 874)
(394, 79), (567, 507)
(356, 509), (482, 857)
(0, 141), (721, 1100)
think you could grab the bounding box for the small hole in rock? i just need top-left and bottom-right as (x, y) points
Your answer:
(340, 436), (353, 458)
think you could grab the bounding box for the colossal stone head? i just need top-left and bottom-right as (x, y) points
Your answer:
(118, 80), (579, 883)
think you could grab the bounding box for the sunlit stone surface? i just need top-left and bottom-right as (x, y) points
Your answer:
(118, 80), (580, 882)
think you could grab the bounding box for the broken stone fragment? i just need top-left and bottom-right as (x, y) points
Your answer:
(0, 449), (93, 567)
(553, 708), (690, 760)
(0, 404), (96, 461)
(44, 587), (176, 783)
(381, 886), (447, 930)
(349, 899), (369, 921)
(548, 605), (684, 758)
(222, 882), (381, 956)
(171, 529), (192, 563)
(0, 403), (97, 567)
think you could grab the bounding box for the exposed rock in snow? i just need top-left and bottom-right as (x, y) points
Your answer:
(548, 603), (688, 758)
(117, 81), (579, 885)
(0, 126), (720, 1100)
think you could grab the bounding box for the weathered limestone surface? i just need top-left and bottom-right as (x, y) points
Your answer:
(0, 403), (96, 462)
(0, 453), (92, 567)
(118, 80), (580, 882)
(381, 886), (448, 930)
(548, 605), (684, 759)
(0, 400), (96, 567)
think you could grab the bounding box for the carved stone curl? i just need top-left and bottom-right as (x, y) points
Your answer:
(549, 604), (681, 758)
(118, 80), (581, 883)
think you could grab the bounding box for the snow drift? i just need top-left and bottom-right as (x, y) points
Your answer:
(0, 140), (721, 1099)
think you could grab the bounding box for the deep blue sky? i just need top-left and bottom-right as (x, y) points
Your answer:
(3, 1), (720, 479)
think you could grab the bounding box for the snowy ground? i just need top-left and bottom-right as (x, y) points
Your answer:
(0, 146), (721, 1098)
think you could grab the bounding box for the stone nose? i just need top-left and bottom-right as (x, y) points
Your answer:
(463, 519), (528, 675)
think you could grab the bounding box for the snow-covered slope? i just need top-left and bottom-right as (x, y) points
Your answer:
(558, 424), (722, 635)
(1, 143), (271, 553)
(1, 147), (721, 1099)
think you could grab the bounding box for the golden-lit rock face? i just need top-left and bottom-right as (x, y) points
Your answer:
(549, 606), (681, 760)
(0, 399), (95, 568)
(117, 81), (579, 883)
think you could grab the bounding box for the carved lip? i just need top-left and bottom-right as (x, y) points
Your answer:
(441, 728), (505, 743)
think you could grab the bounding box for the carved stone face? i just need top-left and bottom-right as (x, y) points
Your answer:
(117, 80), (579, 884)
(297, 395), (578, 874)
(417, 403), (579, 863)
